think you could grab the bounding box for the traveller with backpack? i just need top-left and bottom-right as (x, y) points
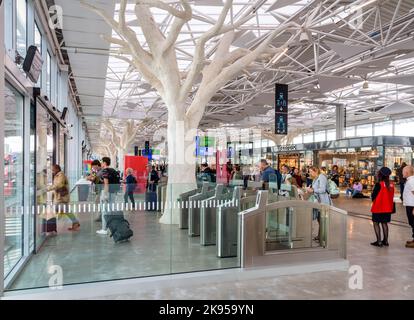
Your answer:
(124, 167), (137, 208)
(96, 157), (120, 235)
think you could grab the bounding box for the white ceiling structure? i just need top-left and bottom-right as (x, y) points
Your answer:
(54, 0), (414, 150)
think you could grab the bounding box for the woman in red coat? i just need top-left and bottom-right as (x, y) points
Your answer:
(370, 167), (395, 247)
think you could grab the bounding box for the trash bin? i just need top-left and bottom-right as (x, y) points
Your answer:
(77, 181), (90, 201)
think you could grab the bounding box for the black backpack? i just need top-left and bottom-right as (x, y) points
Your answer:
(105, 168), (121, 193)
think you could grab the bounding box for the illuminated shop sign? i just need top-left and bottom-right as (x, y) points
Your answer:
(275, 83), (288, 135)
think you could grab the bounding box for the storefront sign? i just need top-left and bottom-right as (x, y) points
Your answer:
(275, 144), (297, 152)
(275, 83), (288, 135)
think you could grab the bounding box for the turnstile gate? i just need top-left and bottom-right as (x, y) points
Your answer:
(217, 187), (242, 258)
(200, 184), (230, 246)
(188, 183), (216, 237)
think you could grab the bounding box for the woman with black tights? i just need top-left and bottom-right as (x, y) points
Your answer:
(370, 167), (395, 247)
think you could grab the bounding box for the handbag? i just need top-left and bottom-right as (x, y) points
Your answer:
(391, 202), (396, 214)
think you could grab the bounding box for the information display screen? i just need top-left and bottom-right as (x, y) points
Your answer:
(275, 83), (288, 135)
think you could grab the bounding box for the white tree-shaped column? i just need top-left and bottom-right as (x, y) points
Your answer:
(103, 118), (156, 173)
(82, 0), (300, 224)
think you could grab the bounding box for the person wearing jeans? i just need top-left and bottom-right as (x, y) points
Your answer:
(124, 167), (136, 208)
(346, 180), (363, 198)
(97, 157), (116, 235)
(402, 165), (414, 248)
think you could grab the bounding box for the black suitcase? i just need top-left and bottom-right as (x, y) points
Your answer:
(106, 212), (133, 243)
(145, 191), (157, 211)
(42, 217), (57, 233)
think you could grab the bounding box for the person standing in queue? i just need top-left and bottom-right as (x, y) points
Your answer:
(292, 168), (303, 187)
(199, 163), (213, 183)
(97, 157), (119, 235)
(281, 164), (293, 185)
(402, 165), (414, 248)
(370, 167), (395, 247)
(48, 164), (80, 231)
(306, 166), (332, 242)
(87, 159), (104, 222)
(330, 165), (340, 187)
(259, 159), (281, 190)
(397, 162), (407, 201)
(148, 165), (160, 192)
(124, 167), (137, 208)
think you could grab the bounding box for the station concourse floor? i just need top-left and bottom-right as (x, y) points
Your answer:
(9, 206), (239, 291)
(6, 194), (414, 299)
(90, 214), (414, 300)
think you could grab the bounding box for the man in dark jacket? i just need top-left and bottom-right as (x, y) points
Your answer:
(147, 165), (160, 192)
(259, 159), (282, 190)
(124, 167), (137, 207)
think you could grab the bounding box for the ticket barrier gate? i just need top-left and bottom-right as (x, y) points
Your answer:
(156, 183), (167, 212)
(239, 192), (348, 268)
(216, 188), (260, 258)
(178, 188), (201, 229)
(200, 184), (231, 246)
(266, 184), (300, 247)
(188, 183), (216, 237)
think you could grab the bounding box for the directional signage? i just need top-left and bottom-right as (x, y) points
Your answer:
(275, 83), (288, 135)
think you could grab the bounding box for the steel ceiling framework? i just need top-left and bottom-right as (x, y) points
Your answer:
(90, 0), (414, 149)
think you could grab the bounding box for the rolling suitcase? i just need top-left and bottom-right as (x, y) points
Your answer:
(145, 185), (158, 211)
(42, 217), (57, 233)
(106, 211), (133, 243)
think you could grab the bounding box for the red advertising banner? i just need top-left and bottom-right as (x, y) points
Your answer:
(124, 155), (149, 194)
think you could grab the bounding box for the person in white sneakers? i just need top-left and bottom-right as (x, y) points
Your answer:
(96, 157), (118, 235)
(402, 165), (414, 248)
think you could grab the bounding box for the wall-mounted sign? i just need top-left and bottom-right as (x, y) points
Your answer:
(23, 46), (43, 83)
(275, 83), (288, 135)
(275, 144), (297, 152)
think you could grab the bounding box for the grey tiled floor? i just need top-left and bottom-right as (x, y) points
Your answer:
(8, 210), (239, 291)
(93, 215), (414, 300)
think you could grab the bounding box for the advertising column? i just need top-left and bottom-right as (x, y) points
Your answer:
(275, 83), (288, 135)
(0, 0), (6, 295)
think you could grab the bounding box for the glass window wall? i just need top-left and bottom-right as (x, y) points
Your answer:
(314, 130), (326, 142)
(374, 121), (393, 136)
(394, 118), (414, 136)
(3, 83), (25, 278)
(16, 0), (27, 59)
(303, 132), (313, 143)
(326, 129), (336, 141)
(356, 124), (373, 137)
(35, 103), (55, 251)
(46, 51), (51, 98)
(345, 126), (355, 138)
(34, 22), (42, 87)
(4, 0), (14, 56)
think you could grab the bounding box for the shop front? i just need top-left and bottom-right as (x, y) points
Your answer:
(274, 136), (414, 191)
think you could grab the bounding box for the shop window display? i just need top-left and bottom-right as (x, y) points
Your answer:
(318, 148), (378, 191)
